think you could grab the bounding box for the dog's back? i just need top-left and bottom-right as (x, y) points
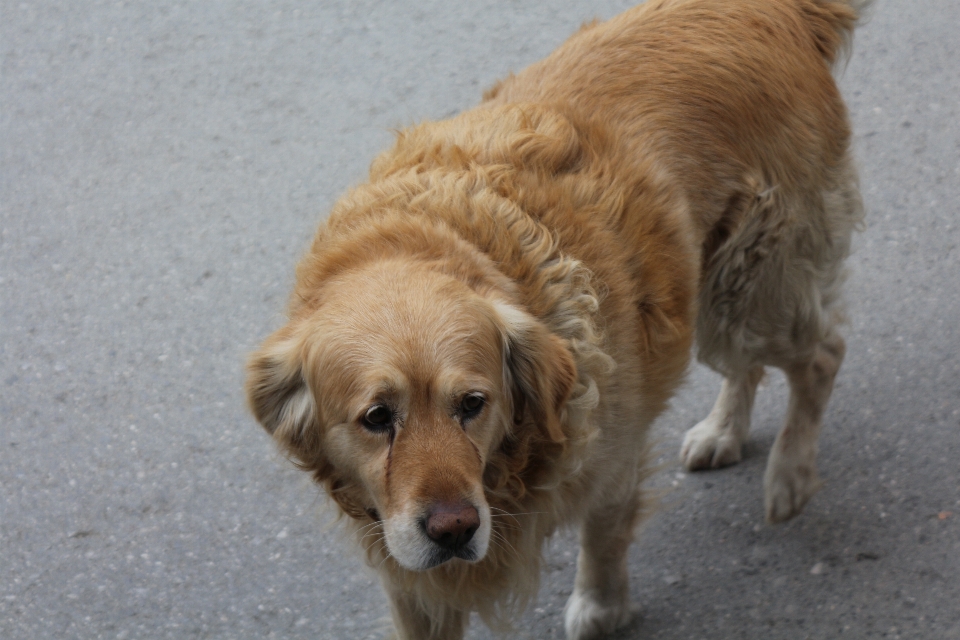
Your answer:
(485, 0), (863, 241)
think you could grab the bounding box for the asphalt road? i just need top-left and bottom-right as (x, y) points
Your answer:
(2, 1), (959, 638)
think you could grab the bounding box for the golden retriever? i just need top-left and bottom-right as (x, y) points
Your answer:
(246, 1), (868, 637)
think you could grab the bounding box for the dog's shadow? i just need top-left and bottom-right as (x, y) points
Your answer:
(610, 419), (888, 639)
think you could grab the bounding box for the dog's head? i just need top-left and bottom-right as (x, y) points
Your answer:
(246, 258), (575, 571)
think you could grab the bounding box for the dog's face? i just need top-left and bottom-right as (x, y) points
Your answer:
(247, 258), (576, 571)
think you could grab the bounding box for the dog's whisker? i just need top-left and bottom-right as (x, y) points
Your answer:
(360, 532), (386, 547)
(488, 519), (522, 533)
(489, 542), (524, 569)
(489, 507), (546, 518)
(356, 520), (383, 535)
(488, 530), (523, 565)
(357, 517), (381, 529)
(375, 551), (396, 574)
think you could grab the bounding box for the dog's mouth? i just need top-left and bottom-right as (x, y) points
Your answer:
(420, 544), (480, 570)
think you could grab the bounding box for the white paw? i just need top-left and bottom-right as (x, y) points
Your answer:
(680, 417), (743, 470)
(564, 588), (635, 640)
(764, 449), (822, 523)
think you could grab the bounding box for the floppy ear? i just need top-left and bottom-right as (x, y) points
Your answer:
(493, 301), (577, 444)
(245, 326), (317, 453)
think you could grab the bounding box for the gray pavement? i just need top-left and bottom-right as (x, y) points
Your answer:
(2, 1), (958, 638)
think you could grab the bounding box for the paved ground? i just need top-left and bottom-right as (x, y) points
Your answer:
(2, 1), (959, 638)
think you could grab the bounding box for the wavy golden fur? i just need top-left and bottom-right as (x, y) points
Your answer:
(246, 1), (868, 638)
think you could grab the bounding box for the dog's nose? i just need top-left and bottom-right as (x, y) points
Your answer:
(424, 502), (480, 551)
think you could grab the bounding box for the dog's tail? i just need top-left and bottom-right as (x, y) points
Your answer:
(805, 0), (873, 67)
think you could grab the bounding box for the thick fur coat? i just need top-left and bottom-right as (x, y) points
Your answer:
(246, 1), (867, 638)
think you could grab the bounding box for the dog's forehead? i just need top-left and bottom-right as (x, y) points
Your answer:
(311, 261), (503, 389)
(327, 261), (487, 334)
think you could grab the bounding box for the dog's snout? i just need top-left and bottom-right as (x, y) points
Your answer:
(424, 502), (480, 551)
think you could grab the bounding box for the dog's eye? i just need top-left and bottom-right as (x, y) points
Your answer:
(459, 393), (485, 420)
(362, 405), (394, 432)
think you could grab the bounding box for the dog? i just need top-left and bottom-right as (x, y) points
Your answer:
(245, 1), (867, 637)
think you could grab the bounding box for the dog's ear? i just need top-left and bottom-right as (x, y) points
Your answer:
(493, 301), (576, 444)
(245, 325), (317, 453)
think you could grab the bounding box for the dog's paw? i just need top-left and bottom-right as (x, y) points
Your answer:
(564, 588), (636, 640)
(680, 417), (743, 470)
(764, 450), (822, 523)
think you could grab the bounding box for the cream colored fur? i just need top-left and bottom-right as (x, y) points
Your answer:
(245, 1), (869, 637)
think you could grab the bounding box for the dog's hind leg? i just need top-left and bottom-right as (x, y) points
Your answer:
(684, 155), (862, 523)
(687, 240), (852, 524)
(564, 489), (642, 640)
(764, 329), (845, 523)
(681, 364), (765, 470)
(761, 161), (861, 522)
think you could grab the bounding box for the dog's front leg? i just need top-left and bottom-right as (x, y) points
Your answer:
(564, 491), (642, 640)
(382, 579), (467, 640)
